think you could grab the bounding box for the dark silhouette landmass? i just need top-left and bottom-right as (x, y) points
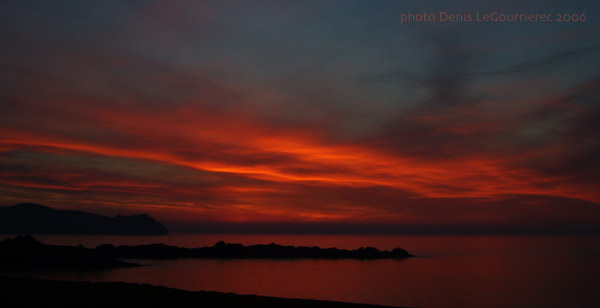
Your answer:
(0, 237), (411, 306)
(0, 203), (168, 235)
(0, 276), (405, 308)
(0, 235), (139, 270)
(97, 240), (413, 259)
(0, 235), (411, 271)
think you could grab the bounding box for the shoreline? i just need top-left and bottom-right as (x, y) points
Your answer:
(0, 275), (406, 308)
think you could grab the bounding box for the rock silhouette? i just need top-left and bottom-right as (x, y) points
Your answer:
(0, 235), (411, 271)
(0, 203), (168, 235)
(97, 240), (413, 259)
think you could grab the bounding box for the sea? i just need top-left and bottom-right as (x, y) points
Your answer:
(2, 234), (600, 308)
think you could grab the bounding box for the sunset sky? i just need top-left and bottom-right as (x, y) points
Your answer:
(1, 0), (599, 233)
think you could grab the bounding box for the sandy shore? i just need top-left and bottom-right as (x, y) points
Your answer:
(0, 276), (404, 308)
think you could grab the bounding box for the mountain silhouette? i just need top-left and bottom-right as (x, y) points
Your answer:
(0, 203), (168, 235)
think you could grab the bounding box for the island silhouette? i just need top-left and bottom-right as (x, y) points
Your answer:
(0, 235), (412, 271)
(96, 239), (412, 259)
(0, 203), (168, 235)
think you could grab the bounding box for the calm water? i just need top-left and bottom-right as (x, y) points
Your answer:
(3, 234), (600, 307)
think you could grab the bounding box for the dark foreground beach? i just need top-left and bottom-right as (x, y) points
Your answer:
(0, 276), (404, 308)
